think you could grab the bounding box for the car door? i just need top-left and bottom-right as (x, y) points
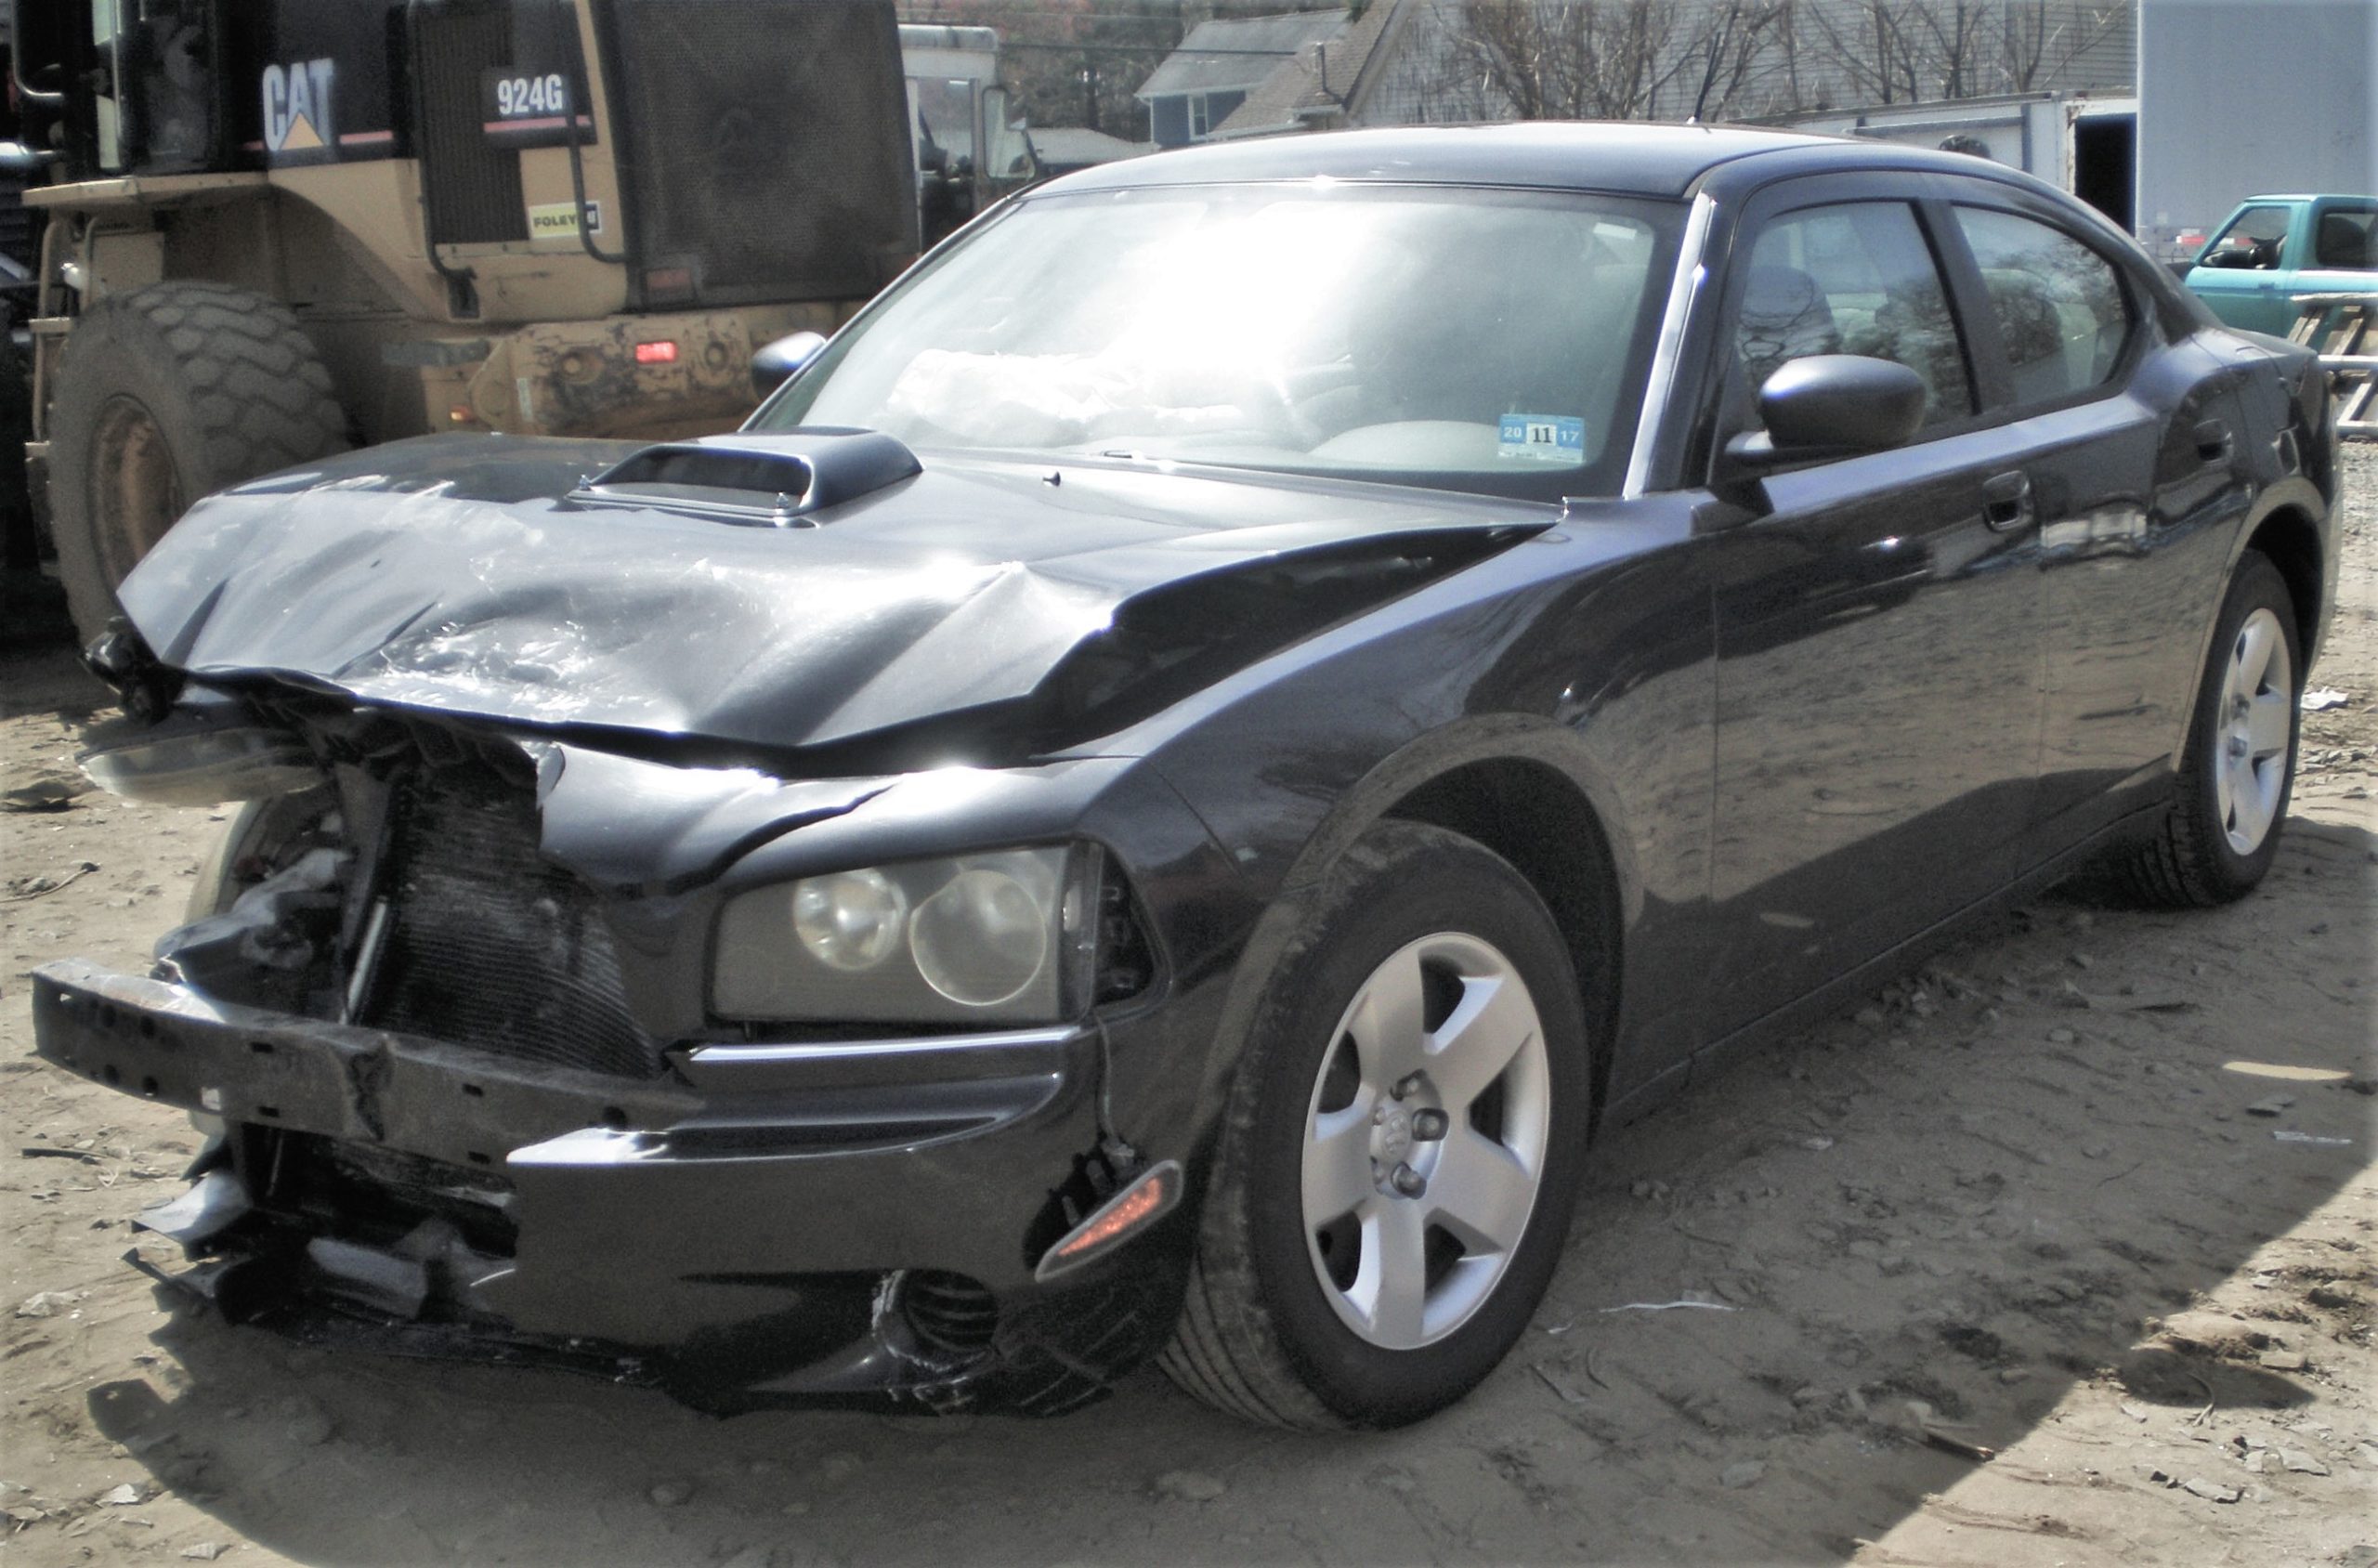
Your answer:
(1945, 194), (2253, 850)
(2295, 197), (2378, 299)
(2185, 203), (2299, 335)
(1697, 184), (2045, 1037)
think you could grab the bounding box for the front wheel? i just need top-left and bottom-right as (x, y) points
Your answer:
(1160, 820), (1591, 1429)
(2103, 551), (2302, 906)
(48, 282), (348, 644)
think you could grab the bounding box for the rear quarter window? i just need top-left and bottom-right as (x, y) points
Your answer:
(2311, 206), (2377, 270)
(1953, 207), (2135, 407)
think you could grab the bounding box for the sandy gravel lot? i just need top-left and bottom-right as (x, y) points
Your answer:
(3, 447), (2372, 1568)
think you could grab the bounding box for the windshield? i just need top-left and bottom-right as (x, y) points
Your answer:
(754, 183), (1684, 498)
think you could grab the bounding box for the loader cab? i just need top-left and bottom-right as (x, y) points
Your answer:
(10, 0), (234, 180)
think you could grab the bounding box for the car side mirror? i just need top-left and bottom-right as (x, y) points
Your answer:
(1723, 354), (1927, 472)
(751, 331), (826, 399)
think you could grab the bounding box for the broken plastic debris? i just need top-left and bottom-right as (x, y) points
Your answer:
(1921, 1429), (1997, 1462)
(1531, 1362), (1593, 1405)
(1, 777), (88, 812)
(2, 862), (99, 901)
(2273, 1130), (2352, 1146)
(1596, 1300), (1740, 1313)
(1153, 1470), (1227, 1502)
(2300, 687), (2350, 712)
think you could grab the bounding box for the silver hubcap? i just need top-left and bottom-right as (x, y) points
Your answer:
(1300, 933), (1550, 1351)
(2213, 607), (2293, 856)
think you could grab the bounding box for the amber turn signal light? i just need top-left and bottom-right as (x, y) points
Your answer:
(1033, 1160), (1182, 1283)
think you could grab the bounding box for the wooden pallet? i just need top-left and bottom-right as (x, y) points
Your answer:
(2288, 294), (2377, 438)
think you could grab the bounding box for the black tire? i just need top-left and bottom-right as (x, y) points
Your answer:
(49, 282), (347, 643)
(1159, 820), (1591, 1430)
(2101, 551), (2302, 907)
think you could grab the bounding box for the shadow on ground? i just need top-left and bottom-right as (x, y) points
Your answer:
(71, 817), (2374, 1565)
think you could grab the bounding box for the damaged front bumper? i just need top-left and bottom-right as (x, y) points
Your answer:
(32, 960), (1185, 1415)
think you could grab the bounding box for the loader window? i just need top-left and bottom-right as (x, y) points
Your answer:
(86, 0), (214, 175)
(91, 0), (127, 171)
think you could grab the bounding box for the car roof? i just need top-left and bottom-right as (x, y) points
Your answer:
(1037, 121), (2014, 200)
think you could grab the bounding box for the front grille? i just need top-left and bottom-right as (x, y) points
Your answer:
(412, 5), (529, 247)
(594, 0), (917, 307)
(361, 771), (662, 1078)
(276, 1130), (521, 1257)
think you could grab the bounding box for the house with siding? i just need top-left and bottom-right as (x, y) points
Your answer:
(1140, 1), (2136, 141)
(1133, 9), (1351, 148)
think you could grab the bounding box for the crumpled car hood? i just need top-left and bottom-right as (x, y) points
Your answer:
(119, 436), (1544, 753)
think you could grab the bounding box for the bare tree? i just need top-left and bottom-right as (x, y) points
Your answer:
(1443, 0), (1792, 123)
(1445, 0), (1678, 120)
(1677, 0), (1793, 120)
(1801, 0), (1921, 103)
(1906, 0), (1991, 98)
(1399, 0), (2135, 128)
(1801, 0), (2131, 107)
(1996, 0), (2125, 91)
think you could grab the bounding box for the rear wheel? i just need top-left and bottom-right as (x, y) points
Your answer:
(50, 282), (348, 643)
(1160, 820), (1590, 1429)
(2102, 551), (2301, 906)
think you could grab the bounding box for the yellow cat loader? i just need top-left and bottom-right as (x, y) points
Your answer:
(9, 0), (919, 642)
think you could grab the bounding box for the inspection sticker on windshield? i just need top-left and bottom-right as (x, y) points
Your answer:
(1497, 414), (1585, 464)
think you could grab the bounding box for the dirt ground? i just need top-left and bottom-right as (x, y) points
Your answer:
(3, 447), (2372, 1568)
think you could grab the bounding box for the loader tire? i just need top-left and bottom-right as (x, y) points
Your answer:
(50, 282), (348, 644)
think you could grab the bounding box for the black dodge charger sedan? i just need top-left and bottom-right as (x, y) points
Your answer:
(37, 124), (2339, 1429)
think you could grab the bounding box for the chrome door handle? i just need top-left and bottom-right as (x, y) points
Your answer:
(1982, 470), (2033, 532)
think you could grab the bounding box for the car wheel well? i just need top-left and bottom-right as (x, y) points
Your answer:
(1383, 758), (1621, 1118)
(2244, 507), (2322, 663)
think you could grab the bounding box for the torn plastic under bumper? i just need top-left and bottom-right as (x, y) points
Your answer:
(31, 960), (1187, 1415)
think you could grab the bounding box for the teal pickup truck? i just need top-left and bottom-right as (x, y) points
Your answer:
(2186, 194), (2377, 334)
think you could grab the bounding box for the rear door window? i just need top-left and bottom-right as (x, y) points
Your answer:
(1953, 207), (2135, 407)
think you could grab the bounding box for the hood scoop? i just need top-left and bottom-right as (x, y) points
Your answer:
(570, 429), (921, 527)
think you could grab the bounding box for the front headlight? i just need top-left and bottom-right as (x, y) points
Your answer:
(79, 711), (321, 806)
(712, 845), (1100, 1026)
